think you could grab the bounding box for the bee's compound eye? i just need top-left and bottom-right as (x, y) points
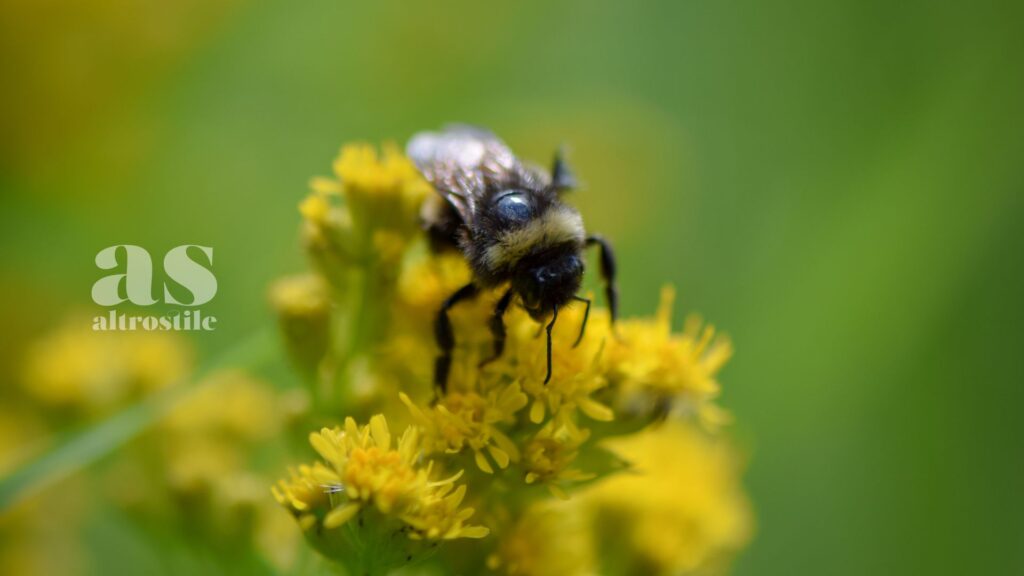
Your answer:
(495, 191), (534, 223)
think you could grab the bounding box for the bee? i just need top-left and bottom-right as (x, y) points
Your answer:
(407, 125), (618, 393)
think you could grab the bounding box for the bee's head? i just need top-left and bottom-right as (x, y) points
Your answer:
(516, 250), (584, 321)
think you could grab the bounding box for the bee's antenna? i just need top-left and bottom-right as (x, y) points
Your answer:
(550, 146), (577, 193)
(571, 295), (591, 348)
(544, 305), (559, 384)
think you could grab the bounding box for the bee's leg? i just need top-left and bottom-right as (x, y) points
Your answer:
(479, 288), (514, 368)
(571, 295), (591, 348)
(586, 235), (618, 324)
(544, 305), (559, 385)
(434, 282), (480, 394)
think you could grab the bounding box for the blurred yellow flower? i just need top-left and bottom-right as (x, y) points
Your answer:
(397, 252), (475, 317)
(270, 273), (332, 378)
(0, 486), (87, 576)
(161, 371), (282, 493)
(486, 499), (596, 576)
(20, 320), (191, 415)
(332, 143), (432, 204)
(299, 192), (331, 225)
(581, 420), (753, 575)
(300, 143), (431, 270)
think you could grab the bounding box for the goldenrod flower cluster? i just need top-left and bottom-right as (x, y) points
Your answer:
(2, 320), (196, 576)
(20, 319), (190, 416)
(581, 420), (753, 575)
(6, 321), (299, 574)
(274, 416), (487, 566)
(272, 141), (752, 574)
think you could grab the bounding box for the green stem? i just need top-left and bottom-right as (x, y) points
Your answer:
(323, 261), (392, 416)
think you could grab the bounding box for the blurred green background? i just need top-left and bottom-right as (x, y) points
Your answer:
(2, 0), (1022, 574)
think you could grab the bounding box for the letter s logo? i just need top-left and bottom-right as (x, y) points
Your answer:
(163, 245), (217, 306)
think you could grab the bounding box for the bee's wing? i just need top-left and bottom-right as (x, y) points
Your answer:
(407, 125), (520, 226)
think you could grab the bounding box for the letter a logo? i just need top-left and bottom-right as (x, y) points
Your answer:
(91, 245), (157, 306)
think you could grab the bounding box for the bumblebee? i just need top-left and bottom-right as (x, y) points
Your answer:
(407, 125), (618, 392)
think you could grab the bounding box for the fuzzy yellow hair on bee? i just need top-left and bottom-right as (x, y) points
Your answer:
(483, 206), (585, 271)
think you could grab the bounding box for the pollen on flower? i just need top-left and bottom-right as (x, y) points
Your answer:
(461, 296), (615, 427)
(274, 414), (487, 541)
(400, 384), (527, 474)
(308, 415), (419, 513)
(604, 286), (733, 422)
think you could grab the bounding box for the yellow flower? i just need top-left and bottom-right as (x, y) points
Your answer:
(269, 274), (332, 377)
(332, 142), (431, 204)
(523, 417), (595, 498)
(20, 320), (190, 414)
(504, 303), (615, 425)
(581, 420), (753, 575)
(400, 383), (527, 474)
(298, 192), (331, 225)
(272, 464), (330, 531)
(310, 416), (421, 520)
(164, 370), (281, 443)
(300, 142), (429, 279)
(270, 273), (331, 319)
(485, 499), (596, 576)
(300, 186), (356, 278)
(604, 286), (732, 422)
(275, 414), (487, 541)
(403, 482), (490, 540)
(301, 143), (431, 266)
(154, 370), (289, 555)
(396, 252), (474, 318)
